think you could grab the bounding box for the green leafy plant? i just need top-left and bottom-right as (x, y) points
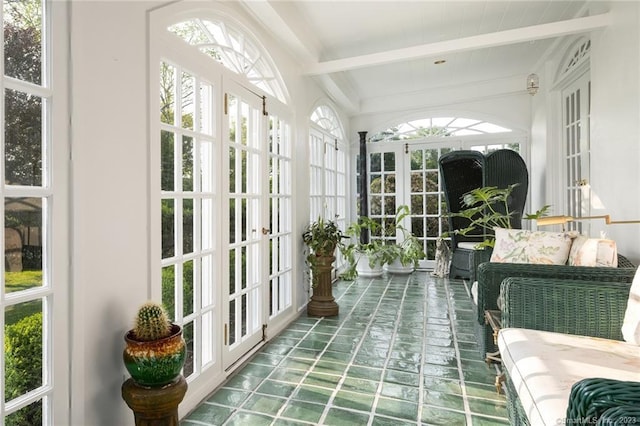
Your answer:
(133, 301), (172, 342)
(302, 217), (344, 257)
(444, 184), (550, 248)
(339, 215), (396, 280)
(385, 205), (426, 268)
(302, 217), (346, 288)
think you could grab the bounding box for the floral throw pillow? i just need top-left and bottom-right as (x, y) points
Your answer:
(568, 235), (618, 267)
(489, 227), (574, 265)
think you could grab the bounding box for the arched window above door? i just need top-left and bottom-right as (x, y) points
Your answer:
(311, 105), (344, 139)
(371, 117), (512, 142)
(168, 18), (288, 104)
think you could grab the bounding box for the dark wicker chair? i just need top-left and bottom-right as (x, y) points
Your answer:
(439, 149), (528, 279)
(498, 277), (639, 425)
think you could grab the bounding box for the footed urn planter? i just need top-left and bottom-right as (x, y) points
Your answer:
(307, 254), (339, 317)
(123, 324), (186, 387)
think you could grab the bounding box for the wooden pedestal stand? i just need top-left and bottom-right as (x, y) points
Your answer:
(122, 375), (187, 426)
(307, 254), (339, 317)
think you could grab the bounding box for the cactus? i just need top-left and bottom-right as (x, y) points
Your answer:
(133, 301), (172, 341)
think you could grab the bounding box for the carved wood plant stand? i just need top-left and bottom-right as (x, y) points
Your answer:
(307, 254), (339, 317)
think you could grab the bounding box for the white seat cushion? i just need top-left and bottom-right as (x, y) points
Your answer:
(498, 328), (640, 426)
(458, 242), (481, 250)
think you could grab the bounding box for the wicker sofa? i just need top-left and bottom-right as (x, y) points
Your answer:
(497, 276), (640, 425)
(474, 254), (637, 356)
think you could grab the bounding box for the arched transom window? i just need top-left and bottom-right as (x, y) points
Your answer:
(371, 117), (512, 142)
(168, 18), (287, 103)
(311, 105), (344, 139)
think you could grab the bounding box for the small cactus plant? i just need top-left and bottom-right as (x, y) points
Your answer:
(133, 301), (172, 342)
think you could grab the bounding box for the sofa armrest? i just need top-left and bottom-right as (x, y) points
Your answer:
(476, 261), (637, 324)
(500, 277), (631, 340)
(567, 378), (640, 424)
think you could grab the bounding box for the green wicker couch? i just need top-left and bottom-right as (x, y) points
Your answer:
(474, 254), (637, 356)
(498, 277), (640, 425)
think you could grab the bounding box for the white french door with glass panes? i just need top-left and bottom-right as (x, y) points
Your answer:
(365, 138), (526, 268)
(562, 72), (591, 232)
(151, 6), (295, 413)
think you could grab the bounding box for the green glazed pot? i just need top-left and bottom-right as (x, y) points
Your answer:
(123, 324), (186, 387)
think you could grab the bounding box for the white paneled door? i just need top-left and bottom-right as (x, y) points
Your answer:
(562, 72), (591, 232)
(223, 82), (266, 369)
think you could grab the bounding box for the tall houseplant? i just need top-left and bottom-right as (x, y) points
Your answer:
(302, 217), (344, 316)
(444, 184), (550, 248)
(123, 301), (186, 387)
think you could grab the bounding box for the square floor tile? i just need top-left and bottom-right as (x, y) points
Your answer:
(375, 397), (418, 421)
(280, 400), (325, 423)
(333, 389), (375, 411)
(242, 393), (286, 415)
(291, 384), (334, 405)
(323, 407), (371, 425)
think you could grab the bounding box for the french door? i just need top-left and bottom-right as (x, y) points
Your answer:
(562, 72), (591, 231)
(365, 143), (449, 269)
(223, 82), (267, 369)
(364, 139), (524, 268)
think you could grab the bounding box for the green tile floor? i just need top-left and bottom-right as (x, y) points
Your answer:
(182, 273), (508, 425)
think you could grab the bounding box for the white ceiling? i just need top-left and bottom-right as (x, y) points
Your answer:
(240, 1), (606, 116)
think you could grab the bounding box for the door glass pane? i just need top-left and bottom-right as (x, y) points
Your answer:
(5, 299), (43, 402)
(5, 89), (42, 186)
(4, 0), (42, 85)
(161, 131), (175, 191)
(5, 197), (44, 289)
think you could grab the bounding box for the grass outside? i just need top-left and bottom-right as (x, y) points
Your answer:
(5, 271), (42, 326)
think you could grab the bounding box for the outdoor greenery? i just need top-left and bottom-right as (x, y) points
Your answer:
(4, 313), (42, 426)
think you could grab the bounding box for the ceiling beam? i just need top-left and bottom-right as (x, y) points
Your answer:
(303, 13), (611, 75)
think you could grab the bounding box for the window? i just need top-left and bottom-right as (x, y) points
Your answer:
(371, 117), (512, 142)
(168, 18), (288, 104)
(309, 105), (347, 275)
(2, 0), (66, 423)
(160, 60), (217, 380)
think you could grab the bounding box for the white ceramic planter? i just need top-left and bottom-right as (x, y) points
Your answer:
(385, 259), (415, 274)
(356, 255), (384, 277)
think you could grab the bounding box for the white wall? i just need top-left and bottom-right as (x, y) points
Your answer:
(589, 1), (640, 262)
(529, 1), (640, 263)
(70, 1), (163, 423)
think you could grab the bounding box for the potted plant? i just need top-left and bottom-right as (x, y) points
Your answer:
(444, 184), (550, 248)
(123, 301), (186, 387)
(339, 216), (396, 279)
(384, 205), (426, 274)
(302, 217), (345, 316)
